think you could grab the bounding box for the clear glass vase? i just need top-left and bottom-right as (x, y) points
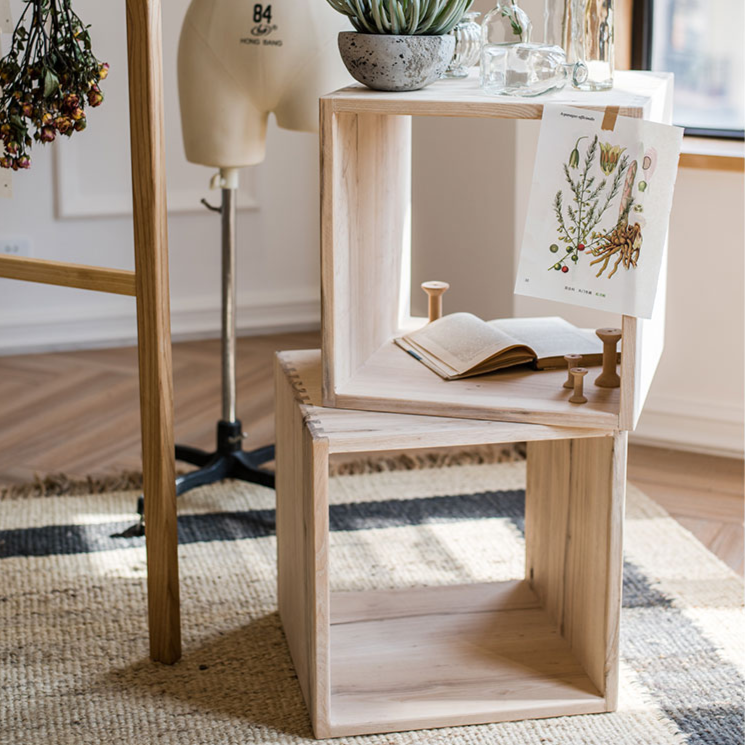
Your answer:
(480, 42), (588, 96)
(481, 2), (532, 47)
(545, 0), (614, 91)
(443, 12), (482, 78)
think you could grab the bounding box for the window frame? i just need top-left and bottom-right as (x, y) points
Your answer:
(632, 0), (745, 140)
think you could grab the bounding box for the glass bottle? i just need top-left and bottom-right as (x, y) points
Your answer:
(443, 12), (482, 79)
(543, 0), (573, 52)
(545, 0), (614, 91)
(481, 2), (532, 47)
(480, 42), (588, 97)
(573, 0), (614, 90)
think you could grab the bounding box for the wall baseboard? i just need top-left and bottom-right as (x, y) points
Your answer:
(0, 287), (320, 356)
(631, 393), (743, 458)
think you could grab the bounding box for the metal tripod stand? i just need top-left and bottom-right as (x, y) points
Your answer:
(128, 169), (275, 535)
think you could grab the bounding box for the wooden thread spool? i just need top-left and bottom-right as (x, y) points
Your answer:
(569, 367), (588, 404)
(421, 281), (450, 323)
(594, 327), (622, 388)
(563, 354), (583, 389)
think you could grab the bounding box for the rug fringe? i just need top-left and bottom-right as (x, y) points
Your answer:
(0, 471), (145, 500)
(0, 445), (527, 499)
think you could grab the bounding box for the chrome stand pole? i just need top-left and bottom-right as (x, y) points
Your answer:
(125, 168), (276, 535)
(221, 185), (237, 423)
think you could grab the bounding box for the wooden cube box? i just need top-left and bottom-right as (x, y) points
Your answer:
(276, 350), (627, 738)
(321, 72), (673, 430)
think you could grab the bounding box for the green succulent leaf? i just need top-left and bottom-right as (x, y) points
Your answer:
(326, 0), (474, 34)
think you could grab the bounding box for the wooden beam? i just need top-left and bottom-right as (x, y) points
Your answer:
(679, 137), (744, 173)
(680, 152), (744, 173)
(0, 254), (136, 295)
(126, 0), (181, 664)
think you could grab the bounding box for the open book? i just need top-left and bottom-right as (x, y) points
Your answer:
(395, 315), (608, 381)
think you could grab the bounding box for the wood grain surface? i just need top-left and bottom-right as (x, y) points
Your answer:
(126, 0), (179, 664)
(0, 255), (136, 296)
(321, 72), (674, 431)
(276, 351), (624, 737)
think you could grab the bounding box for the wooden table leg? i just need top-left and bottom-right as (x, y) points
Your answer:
(126, 0), (181, 664)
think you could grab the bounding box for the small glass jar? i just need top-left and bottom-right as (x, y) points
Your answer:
(481, 2), (532, 47)
(443, 12), (481, 78)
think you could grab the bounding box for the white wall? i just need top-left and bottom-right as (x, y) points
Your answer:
(633, 166), (744, 455)
(1, 0), (742, 456)
(411, 116), (517, 320)
(0, 0), (321, 353)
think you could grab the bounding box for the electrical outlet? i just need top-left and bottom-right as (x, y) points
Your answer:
(0, 236), (32, 258)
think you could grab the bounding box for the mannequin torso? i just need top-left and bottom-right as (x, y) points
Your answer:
(178, 0), (351, 167)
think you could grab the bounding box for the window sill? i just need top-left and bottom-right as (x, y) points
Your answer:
(680, 137), (744, 172)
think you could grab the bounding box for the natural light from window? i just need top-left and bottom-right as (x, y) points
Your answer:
(650, 0), (744, 135)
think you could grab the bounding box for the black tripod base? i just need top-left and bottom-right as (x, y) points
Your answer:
(173, 420), (275, 495)
(121, 420), (275, 538)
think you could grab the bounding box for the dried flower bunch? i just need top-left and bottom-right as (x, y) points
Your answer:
(0, 0), (108, 170)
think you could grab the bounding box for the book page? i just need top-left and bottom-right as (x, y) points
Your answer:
(488, 316), (603, 366)
(403, 313), (523, 374)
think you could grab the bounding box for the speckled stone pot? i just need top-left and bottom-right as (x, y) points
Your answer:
(338, 32), (456, 92)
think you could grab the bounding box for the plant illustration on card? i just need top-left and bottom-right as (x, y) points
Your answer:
(548, 134), (633, 275)
(516, 104), (683, 319)
(589, 158), (644, 278)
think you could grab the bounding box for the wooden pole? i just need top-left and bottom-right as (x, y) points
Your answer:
(125, 0), (181, 664)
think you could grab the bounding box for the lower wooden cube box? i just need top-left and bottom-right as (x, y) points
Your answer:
(275, 350), (627, 739)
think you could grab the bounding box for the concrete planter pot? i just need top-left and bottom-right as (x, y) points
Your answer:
(338, 32), (455, 92)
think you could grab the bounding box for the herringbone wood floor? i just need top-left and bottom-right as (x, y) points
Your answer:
(0, 331), (742, 574)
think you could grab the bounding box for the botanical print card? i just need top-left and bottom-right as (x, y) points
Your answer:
(515, 105), (683, 318)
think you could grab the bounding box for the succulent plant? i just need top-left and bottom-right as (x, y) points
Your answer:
(326, 0), (474, 35)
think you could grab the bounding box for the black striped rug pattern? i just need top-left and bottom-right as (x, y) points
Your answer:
(1, 481), (742, 745)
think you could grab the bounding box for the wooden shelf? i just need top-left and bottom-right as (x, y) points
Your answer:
(328, 581), (606, 737)
(276, 350), (626, 738)
(323, 69), (670, 119)
(334, 337), (621, 429)
(321, 71), (672, 431)
(282, 349), (614, 452)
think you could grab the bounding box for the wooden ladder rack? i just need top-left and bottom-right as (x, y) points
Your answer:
(0, 0), (180, 664)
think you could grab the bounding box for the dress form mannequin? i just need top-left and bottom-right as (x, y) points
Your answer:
(178, 0), (351, 167)
(140, 0), (351, 506)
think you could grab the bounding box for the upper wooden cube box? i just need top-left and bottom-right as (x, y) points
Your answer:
(321, 72), (673, 430)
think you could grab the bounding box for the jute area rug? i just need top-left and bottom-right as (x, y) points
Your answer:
(1, 460), (743, 745)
